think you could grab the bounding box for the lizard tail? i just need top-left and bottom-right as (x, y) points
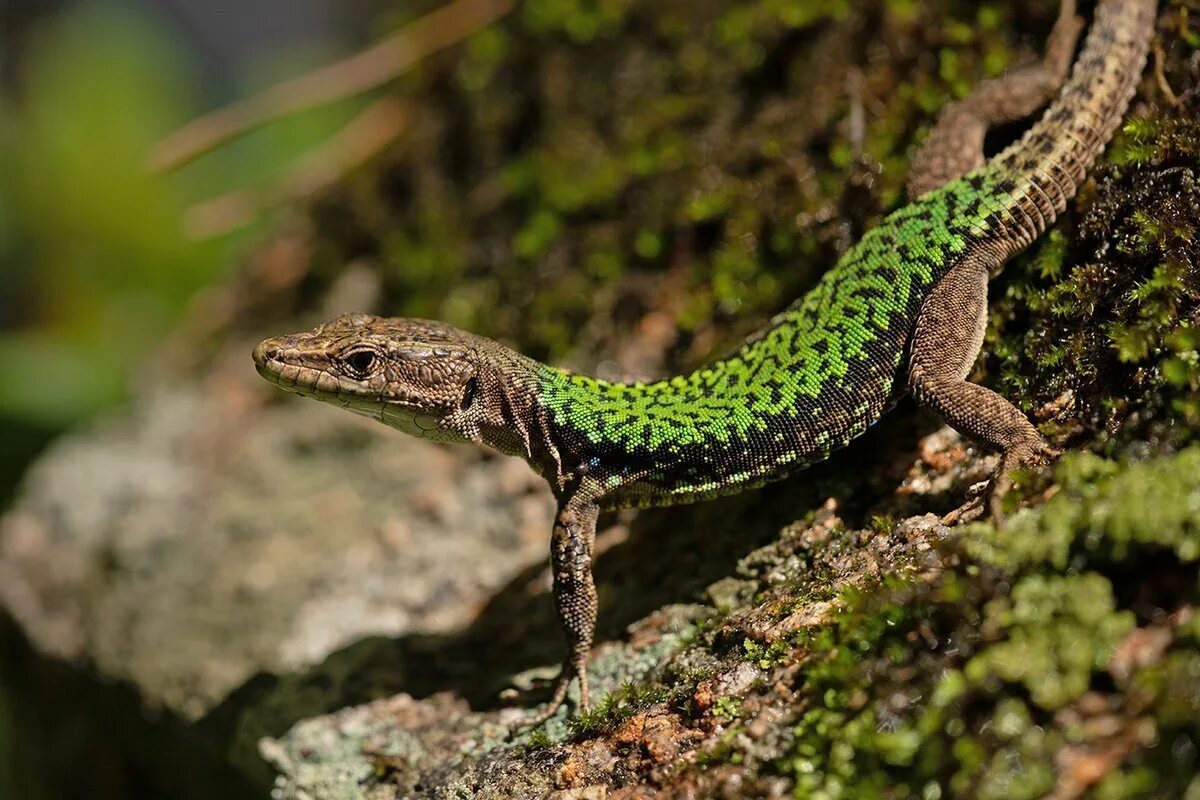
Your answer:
(987, 0), (1156, 252)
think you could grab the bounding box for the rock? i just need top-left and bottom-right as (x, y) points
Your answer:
(0, 342), (557, 791)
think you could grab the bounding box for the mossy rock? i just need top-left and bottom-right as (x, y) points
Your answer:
(2, 0), (1198, 798)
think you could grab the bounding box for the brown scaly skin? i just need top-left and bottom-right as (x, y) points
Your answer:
(254, 0), (1156, 726)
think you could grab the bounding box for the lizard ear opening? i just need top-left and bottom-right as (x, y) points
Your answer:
(439, 375), (484, 444)
(461, 376), (479, 410)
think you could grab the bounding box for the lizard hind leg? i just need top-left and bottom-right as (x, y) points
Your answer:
(906, 0), (1084, 198)
(908, 252), (1058, 522)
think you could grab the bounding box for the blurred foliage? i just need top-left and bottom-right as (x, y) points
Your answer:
(0, 4), (368, 796)
(0, 3), (214, 426)
(0, 2), (362, 434)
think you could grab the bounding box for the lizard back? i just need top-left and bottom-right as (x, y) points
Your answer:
(536, 176), (1001, 506)
(534, 0), (1154, 508)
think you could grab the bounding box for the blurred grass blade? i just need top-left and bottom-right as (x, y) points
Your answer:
(148, 0), (515, 172)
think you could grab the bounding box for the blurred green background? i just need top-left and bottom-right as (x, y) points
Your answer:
(0, 1), (370, 795)
(0, 0), (378, 490)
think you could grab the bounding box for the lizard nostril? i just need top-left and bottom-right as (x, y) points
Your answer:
(253, 340), (280, 366)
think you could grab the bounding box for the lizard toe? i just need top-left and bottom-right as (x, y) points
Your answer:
(988, 440), (1061, 523)
(511, 667), (574, 732)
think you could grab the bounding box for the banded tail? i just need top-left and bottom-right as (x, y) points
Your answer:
(986, 0), (1156, 251)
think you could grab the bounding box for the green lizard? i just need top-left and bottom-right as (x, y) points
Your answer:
(253, 0), (1156, 725)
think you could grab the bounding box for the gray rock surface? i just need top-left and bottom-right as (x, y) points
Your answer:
(0, 341), (558, 785)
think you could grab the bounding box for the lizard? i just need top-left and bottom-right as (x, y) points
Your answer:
(252, 0), (1157, 725)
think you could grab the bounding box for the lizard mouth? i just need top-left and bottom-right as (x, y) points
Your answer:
(252, 337), (451, 438)
(253, 336), (379, 409)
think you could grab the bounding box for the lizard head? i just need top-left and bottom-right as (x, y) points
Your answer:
(253, 312), (499, 444)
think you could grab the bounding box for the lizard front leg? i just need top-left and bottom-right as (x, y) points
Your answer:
(524, 492), (600, 726)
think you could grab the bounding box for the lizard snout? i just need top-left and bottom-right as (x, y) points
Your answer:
(252, 338), (282, 367)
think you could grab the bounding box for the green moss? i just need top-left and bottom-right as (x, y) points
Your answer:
(988, 71), (1200, 450)
(514, 209), (563, 258)
(568, 681), (678, 737)
(777, 576), (957, 799)
(964, 448), (1200, 571)
(966, 574), (1134, 710)
(522, 0), (634, 42)
(523, 727), (553, 750)
(970, 699), (1059, 800)
(1147, 651), (1200, 728)
(712, 695), (742, 722)
(741, 447), (1200, 797)
(742, 637), (792, 670)
(1091, 768), (1162, 800)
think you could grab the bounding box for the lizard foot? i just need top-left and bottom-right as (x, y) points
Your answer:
(512, 666), (587, 731)
(988, 441), (1060, 525)
(941, 477), (992, 525)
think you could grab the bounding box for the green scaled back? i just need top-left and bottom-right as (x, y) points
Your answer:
(537, 168), (1011, 504)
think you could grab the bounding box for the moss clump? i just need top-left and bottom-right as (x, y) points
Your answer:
(296, 0), (1044, 369)
(966, 447), (1200, 571)
(711, 694), (742, 723)
(966, 573), (1134, 710)
(777, 577), (956, 799)
(682, 448), (1200, 799)
(568, 682), (674, 737)
(987, 9), (1200, 452)
(742, 637), (795, 669)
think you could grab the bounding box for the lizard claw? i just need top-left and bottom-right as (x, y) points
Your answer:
(987, 441), (1060, 525)
(941, 493), (985, 526)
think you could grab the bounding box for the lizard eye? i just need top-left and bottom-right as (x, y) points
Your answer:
(345, 349), (377, 375)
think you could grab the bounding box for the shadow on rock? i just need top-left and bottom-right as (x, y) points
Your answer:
(200, 410), (929, 753)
